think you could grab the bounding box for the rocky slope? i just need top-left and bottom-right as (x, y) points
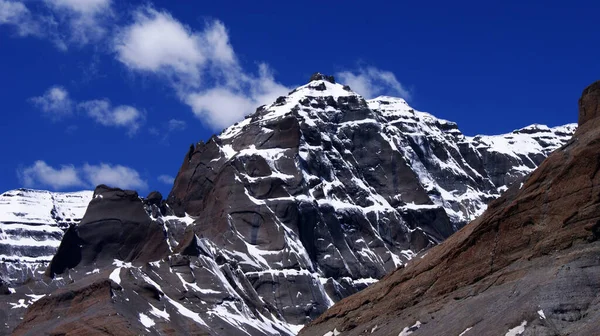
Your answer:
(1, 74), (576, 335)
(299, 81), (600, 336)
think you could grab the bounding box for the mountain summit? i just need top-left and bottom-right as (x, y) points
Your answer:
(2, 75), (576, 335)
(300, 81), (600, 335)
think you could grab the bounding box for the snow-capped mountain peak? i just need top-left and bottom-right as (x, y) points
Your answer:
(1, 74), (577, 335)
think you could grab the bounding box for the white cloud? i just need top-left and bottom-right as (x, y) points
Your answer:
(167, 119), (186, 131)
(31, 86), (144, 135)
(186, 87), (255, 129)
(185, 64), (288, 128)
(82, 163), (147, 190)
(336, 67), (411, 100)
(19, 161), (84, 190)
(30, 86), (73, 118)
(157, 174), (175, 185)
(114, 8), (207, 86)
(18, 161), (147, 191)
(0, 0), (39, 36)
(78, 99), (145, 136)
(114, 8), (289, 130)
(0, 0), (112, 49)
(46, 0), (111, 15)
(44, 0), (113, 45)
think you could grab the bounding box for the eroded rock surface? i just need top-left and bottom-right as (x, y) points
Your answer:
(0, 75), (577, 335)
(299, 81), (600, 336)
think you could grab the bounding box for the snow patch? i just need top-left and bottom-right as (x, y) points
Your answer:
(109, 268), (121, 285)
(399, 321), (421, 336)
(505, 320), (527, 336)
(149, 303), (170, 321)
(537, 309), (546, 319)
(323, 328), (341, 336)
(459, 327), (472, 335)
(139, 313), (155, 328)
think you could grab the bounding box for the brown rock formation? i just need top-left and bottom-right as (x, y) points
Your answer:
(300, 81), (600, 336)
(579, 80), (600, 127)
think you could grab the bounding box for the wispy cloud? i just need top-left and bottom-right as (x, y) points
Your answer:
(18, 160), (147, 190)
(114, 8), (289, 129)
(167, 119), (186, 131)
(30, 86), (73, 119)
(78, 99), (145, 136)
(336, 67), (411, 100)
(0, 0), (113, 50)
(31, 86), (144, 136)
(44, 0), (113, 45)
(0, 0), (40, 37)
(157, 174), (175, 185)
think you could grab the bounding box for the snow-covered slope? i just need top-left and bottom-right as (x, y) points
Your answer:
(366, 95), (577, 226)
(0, 189), (92, 263)
(0, 189), (92, 282)
(468, 123), (577, 189)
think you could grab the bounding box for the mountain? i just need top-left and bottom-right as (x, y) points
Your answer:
(299, 81), (600, 335)
(0, 189), (91, 280)
(1, 74), (575, 335)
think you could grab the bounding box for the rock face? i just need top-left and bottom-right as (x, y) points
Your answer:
(0, 75), (577, 335)
(300, 81), (600, 336)
(579, 80), (600, 126)
(47, 185), (170, 277)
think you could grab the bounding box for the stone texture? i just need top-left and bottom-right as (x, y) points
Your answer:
(578, 80), (600, 127)
(0, 75), (578, 335)
(299, 81), (600, 336)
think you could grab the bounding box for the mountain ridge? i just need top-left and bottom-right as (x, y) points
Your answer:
(299, 80), (600, 336)
(0, 74), (578, 335)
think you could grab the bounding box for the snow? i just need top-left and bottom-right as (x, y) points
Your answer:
(398, 321), (421, 336)
(166, 297), (209, 328)
(25, 294), (45, 303)
(135, 269), (210, 328)
(505, 320), (527, 336)
(175, 272), (221, 295)
(139, 313), (155, 328)
(9, 299), (28, 309)
(109, 268), (121, 285)
(537, 309), (546, 319)
(261, 80), (357, 121)
(112, 259), (133, 268)
(0, 78), (577, 336)
(0, 189), (92, 263)
(149, 303), (170, 320)
(459, 327), (472, 335)
(288, 324), (304, 334)
(323, 328), (341, 336)
(468, 123), (577, 158)
(221, 144), (237, 160)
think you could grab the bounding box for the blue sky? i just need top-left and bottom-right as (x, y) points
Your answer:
(0, 0), (598, 196)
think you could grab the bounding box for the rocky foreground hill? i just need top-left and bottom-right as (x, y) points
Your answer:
(300, 82), (600, 335)
(0, 74), (576, 335)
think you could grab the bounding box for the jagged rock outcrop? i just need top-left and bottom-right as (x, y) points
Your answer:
(47, 185), (170, 277)
(0, 74), (577, 335)
(299, 81), (600, 336)
(579, 80), (600, 126)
